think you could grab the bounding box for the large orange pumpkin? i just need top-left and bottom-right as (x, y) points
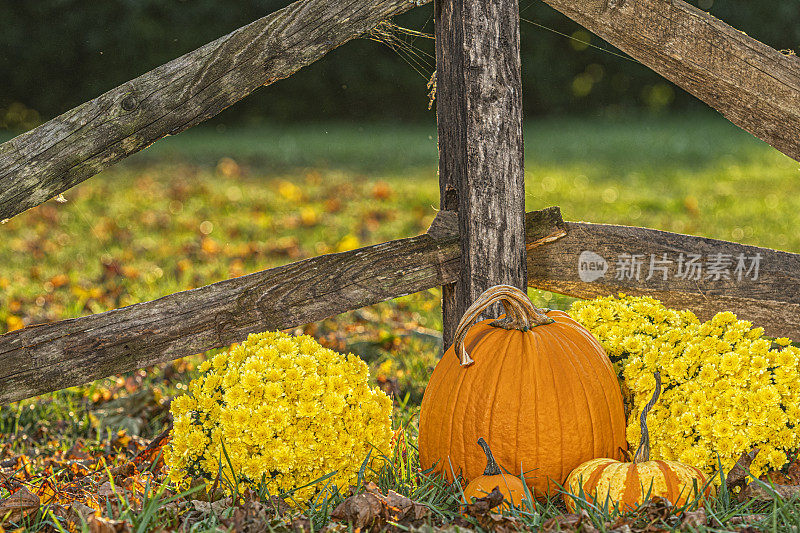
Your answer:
(563, 372), (712, 512)
(418, 285), (627, 498)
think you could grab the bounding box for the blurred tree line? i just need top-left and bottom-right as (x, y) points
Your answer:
(1, 0), (798, 130)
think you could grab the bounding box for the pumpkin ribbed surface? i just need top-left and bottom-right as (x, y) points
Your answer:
(564, 371), (712, 512)
(419, 295), (626, 498)
(564, 457), (710, 512)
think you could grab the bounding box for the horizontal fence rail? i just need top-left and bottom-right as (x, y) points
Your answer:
(0, 209), (565, 406)
(529, 219), (800, 337)
(0, 212), (461, 406)
(5, 206), (800, 405)
(0, 0), (431, 222)
(540, 0), (800, 163)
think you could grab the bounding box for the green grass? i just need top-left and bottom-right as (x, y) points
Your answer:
(130, 111), (800, 251)
(1, 112), (800, 531)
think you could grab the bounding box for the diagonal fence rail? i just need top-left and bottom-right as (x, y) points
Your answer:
(540, 0), (800, 163)
(0, 0), (432, 222)
(2, 0), (800, 221)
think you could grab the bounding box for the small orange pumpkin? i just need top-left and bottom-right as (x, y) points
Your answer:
(462, 438), (528, 510)
(564, 372), (713, 512)
(419, 285), (627, 498)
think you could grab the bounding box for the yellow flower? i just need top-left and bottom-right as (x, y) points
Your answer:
(569, 295), (800, 483)
(212, 353), (228, 370)
(719, 352), (741, 375)
(729, 406), (747, 426)
(322, 392), (346, 414)
(296, 400), (318, 418)
(696, 418), (714, 438)
(166, 331), (392, 505)
(712, 420), (734, 440)
(750, 355), (769, 374)
(732, 433), (749, 452)
(240, 370), (261, 391)
(697, 364), (718, 384)
(766, 449), (788, 470)
(775, 349), (797, 368)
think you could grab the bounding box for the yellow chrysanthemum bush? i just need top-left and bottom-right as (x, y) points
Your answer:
(164, 331), (393, 504)
(569, 294), (800, 481)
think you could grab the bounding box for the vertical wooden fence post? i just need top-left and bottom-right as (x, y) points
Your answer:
(436, 0), (527, 349)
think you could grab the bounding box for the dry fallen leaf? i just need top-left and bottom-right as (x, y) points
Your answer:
(728, 514), (766, 528)
(461, 486), (504, 516)
(264, 495), (289, 517)
(787, 458), (800, 485)
(223, 496), (294, 532)
(741, 481), (800, 502)
(330, 482), (430, 532)
(541, 509), (596, 533)
(680, 508), (707, 529)
(97, 481), (116, 498)
(191, 497), (232, 515)
(727, 449), (758, 499)
(68, 501), (98, 522)
(330, 490), (383, 530)
(640, 496), (673, 523)
(453, 486), (526, 532)
(87, 514), (132, 533)
(0, 487), (40, 524)
(727, 449), (800, 502)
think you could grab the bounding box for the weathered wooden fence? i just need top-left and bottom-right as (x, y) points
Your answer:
(0, 0), (432, 222)
(540, 0), (800, 163)
(2, 0), (800, 406)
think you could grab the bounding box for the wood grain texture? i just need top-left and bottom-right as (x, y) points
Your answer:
(435, 0), (527, 349)
(12, 207), (800, 405)
(528, 220), (800, 339)
(0, 208), (566, 406)
(434, 0), (463, 350)
(0, 217), (459, 406)
(0, 0), (430, 222)
(539, 0), (800, 162)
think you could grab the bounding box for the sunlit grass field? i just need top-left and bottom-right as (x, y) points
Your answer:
(1, 112), (800, 530)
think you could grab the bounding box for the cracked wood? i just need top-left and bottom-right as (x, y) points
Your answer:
(7, 206), (800, 405)
(436, 0), (527, 348)
(0, 0), (430, 221)
(528, 220), (800, 339)
(0, 208), (565, 406)
(539, 0), (800, 163)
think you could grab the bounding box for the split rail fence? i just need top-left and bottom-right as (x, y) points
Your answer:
(1, 0), (800, 406)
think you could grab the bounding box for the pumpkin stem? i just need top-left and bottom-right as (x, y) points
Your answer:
(619, 447), (633, 462)
(477, 438), (502, 476)
(453, 285), (554, 366)
(633, 371), (661, 464)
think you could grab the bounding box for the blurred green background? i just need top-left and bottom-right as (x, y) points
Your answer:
(1, 0), (799, 129)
